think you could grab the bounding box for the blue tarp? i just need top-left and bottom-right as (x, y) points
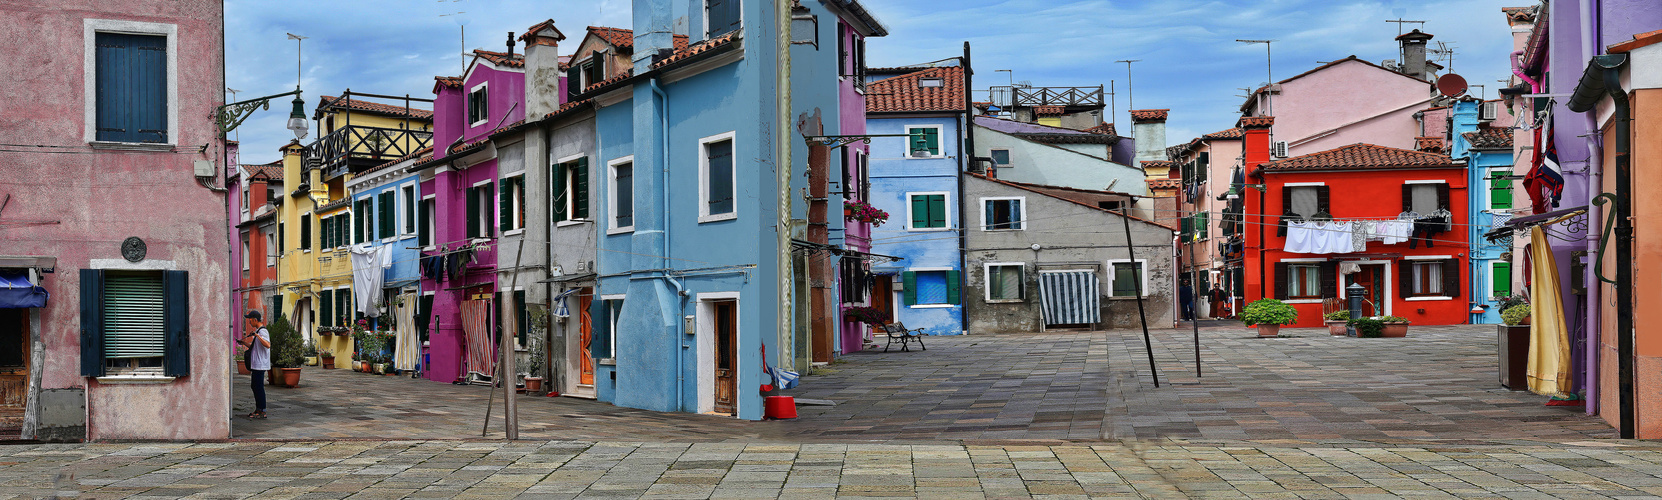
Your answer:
(0, 270), (47, 308)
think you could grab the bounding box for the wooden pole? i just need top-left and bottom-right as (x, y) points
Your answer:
(483, 238), (526, 438)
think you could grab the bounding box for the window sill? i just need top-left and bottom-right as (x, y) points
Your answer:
(1282, 299), (1324, 304)
(89, 141), (175, 151)
(607, 226), (635, 235)
(555, 220), (590, 228)
(907, 227), (952, 232)
(1107, 295), (1150, 300)
(905, 155), (945, 160)
(1405, 296), (1453, 301)
(95, 374), (176, 384)
(598, 358), (616, 366)
(985, 299), (1025, 304)
(981, 228), (1024, 232)
(909, 304), (954, 309)
(502, 229), (525, 237)
(698, 214), (737, 224)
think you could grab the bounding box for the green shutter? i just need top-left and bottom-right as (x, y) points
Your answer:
(1490, 171), (1513, 209)
(353, 202), (365, 244)
(1493, 262), (1512, 298)
(910, 195), (927, 228)
(574, 158), (590, 220)
(467, 186), (480, 238)
(924, 128), (940, 155)
(319, 289), (333, 327)
(902, 272), (917, 306)
(928, 195), (946, 228)
(300, 215), (311, 250)
(552, 162), (569, 222)
(909, 129), (926, 154)
(945, 270), (961, 305)
(379, 191), (395, 238)
(104, 273), (164, 359)
(79, 269), (105, 377)
(499, 179), (513, 233)
(483, 184), (495, 237)
(162, 270), (190, 377)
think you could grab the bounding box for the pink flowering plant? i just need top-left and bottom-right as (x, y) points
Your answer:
(844, 200), (889, 226)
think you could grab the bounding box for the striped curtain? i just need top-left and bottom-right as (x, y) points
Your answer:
(393, 293), (420, 371)
(1039, 271), (1100, 326)
(461, 299), (495, 379)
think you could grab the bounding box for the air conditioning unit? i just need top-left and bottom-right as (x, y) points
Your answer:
(1272, 141), (1289, 158)
(1479, 101), (1498, 121)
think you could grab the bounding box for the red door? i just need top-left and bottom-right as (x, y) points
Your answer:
(578, 291), (594, 386)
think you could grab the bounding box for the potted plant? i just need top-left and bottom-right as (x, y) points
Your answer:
(268, 317), (304, 387)
(1241, 299), (1298, 337)
(523, 333), (545, 394)
(319, 348), (335, 369)
(843, 306), (890, 326)
(302, 339), (320, 366)
(371, 352), (387, 375)
(1348, 317), (1386, 338)
(1323, 310), (1351, 336)
(843, 200), (890, 226)
(1378, 315), (1410, 337)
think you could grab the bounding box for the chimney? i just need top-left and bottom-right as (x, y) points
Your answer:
(1237, 116), (1274, 174)
(1130, 109), (1169, 165)
(633, 0), (675, 72)
(520, 20), (566, 117)
(1396, 29), (1434, 80)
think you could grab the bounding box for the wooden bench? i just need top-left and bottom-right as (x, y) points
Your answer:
(882, 323), (927, 352)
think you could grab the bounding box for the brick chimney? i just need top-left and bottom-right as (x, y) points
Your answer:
(519, 20), (566, 117)
(1238, 116), (1274, 174)
(1396, 29), (1434, 80)
(1130, 109), (1169, 165)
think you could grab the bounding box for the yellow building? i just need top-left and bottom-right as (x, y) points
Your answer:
(274, 94), (432, 360)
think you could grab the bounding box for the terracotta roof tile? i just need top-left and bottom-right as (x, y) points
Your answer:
(650, 31), (738, 69)
(245, 162), (284, 182)
(1415, 136), (1445, 153)
(1033, 105), (1064, 116)
(545, 99), (592, 119)
(1141, 160), (1175, 169)
(584, 68), (635, 93)
(1237, 116), (1274, 129)
(1203, 127), (1244, 139)
(1083, 122), (1116, 136)
(1503, 6), (1537, 25)
(866, 66), (965, 113)
(1464, 127), (1513, 149)
(1129, 109), (1169, 122)
(1147, 178), (1181, 189)
(1259, 143), (1456, 172)
(473, 49), (524, 69)
(586, 26), (690, 52)
(435, 76), (463, 88)
(365, 145), (434, 174)
(519, 19), (567, 42)
(317, 96), (434, 120)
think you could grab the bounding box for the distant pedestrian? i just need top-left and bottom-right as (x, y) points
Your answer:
(241, 310), (271, 419)
(1179, 282), (1195, 321)
(1208, 284), (1229, 318)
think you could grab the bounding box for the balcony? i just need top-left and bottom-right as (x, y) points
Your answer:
(313, 125), (433, 181)
(988, 85), (1106, 108)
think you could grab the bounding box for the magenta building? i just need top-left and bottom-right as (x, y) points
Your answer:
(410, 50), (525, 383)
(834, 18), (885, 353)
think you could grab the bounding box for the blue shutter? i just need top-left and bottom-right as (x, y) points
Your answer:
(94, 33), (166, 143)
(589, 298), (611, 359)
(79, 269), (105, 377)
(163, 270), (190, 377)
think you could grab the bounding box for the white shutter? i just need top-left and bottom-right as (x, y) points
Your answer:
(104, 273), (165, 358)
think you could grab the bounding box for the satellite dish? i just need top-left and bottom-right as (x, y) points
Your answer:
(1437, 73), (1468, 98)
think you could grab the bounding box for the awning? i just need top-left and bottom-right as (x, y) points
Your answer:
(0, 270), (48, 308)
(1485, 205), (1587, 242)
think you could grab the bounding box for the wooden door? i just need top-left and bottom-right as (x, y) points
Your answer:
(713, 300), (737, 415)
(577, 291), (594, 386)
(0, 309), (27, 436)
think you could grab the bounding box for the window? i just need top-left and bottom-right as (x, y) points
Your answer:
(906, 126), (941, 157)
(1108, 260), (1147, 297)
(402, 185), (417, 234)
(552, 157), (590, 223)
(468, 84), (489, 127)
(92, 31), (168, 143)
(990, 149), (1010, 167)
(610, 158), (635, 232)
(701, 134), (736, 221)
(299, 214), (311, 250)
(79, 269), (190, 377)
(354, 199), (373, 244)
(378, 191), (395, 239)
(416, 293), (435, 344)
(499, 174), (526, 233)
(1186, 212), (1209, 241)
(582, 55), (606, 90)
(902, 270), (959, 306)
(1274, 261), (1334, 300)
(1286, 264), (1321, 299)
(981, 197), (1024, 230)
(320, 215), (334, 249)
(497, 289), (529, 347)
(337, 287), (354, 325)
(419, 197), (435, 247)
(908, 192), (949, 230)
(1401, 182), (1450, 214)
(1284, 185), (1327, 219)
(1489, 171), (1513, 210)
(1409, 262), (1442, 296)
(265, 231), (277, 267)
(240, 232), (250, 271)
(1402, 259), (1459, 298)
(591, 296), (624, 361)
(466, 182), (495, 239)
(984, 264), (1025, 302)
(706, 0), (741, 38)
(1492, 262), (1512, 299)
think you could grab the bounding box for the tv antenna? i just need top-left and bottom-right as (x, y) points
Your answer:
(1115, 59), (1139, 136)
(1235, 40), (1274, 88)
(1385, 18), (1426, 36)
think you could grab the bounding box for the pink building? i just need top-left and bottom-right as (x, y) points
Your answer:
(1239, 33), (1441, 158)
(410, 50), (525, 383)
(0, 0), (230, 440)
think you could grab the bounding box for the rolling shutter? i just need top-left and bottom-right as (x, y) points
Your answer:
(162, 270), (190, 377)
(79, 269), (105, 377)
(1273, 262), (1288, 300)
(1442, 259), (1460, 298)
(574, 158), (590, 220)
(901, 272), (917, 306)
(104, 273), (164, 359)
(379, 191), (395, 238)
(552, 162), (569, 222)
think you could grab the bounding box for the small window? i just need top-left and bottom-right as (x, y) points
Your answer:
(265, 231), (277, 267)
(1286, 264), (1321, 299)
(1409, 261), (1444, 297)
(906, 126), (941, 157)
(1109, 261), (1146, 297)
(1402, 182), (1450, 214)
(985, 264), (1025, 302)
(1286, 186), (1324, 218)
(402, 185), (417, 234)
(1489, 171), (1513, 210)
(240, 233), (250, 271)
(982, 198), (1023, 230)
(702, 137), (736, 220)
(707, 0), (741, 38)
(1492, 262), (1512, 299)
(611, 160), (635, 231)
(908, 193), (948, 230)
(94, 32), (168, 143)
(468, 85), (489, 126)
(498, 175), (525, 233)
(552, 158), (590, 223)
(466, 183), (495, 239)
(580, 55), (605, 90)
(989, 149), (1010, 167)
(100, 271), (165, 371)
(919, 77), (944, 88)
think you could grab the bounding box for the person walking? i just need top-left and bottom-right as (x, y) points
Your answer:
(241, 310), (271, 419)
(1208, 284), (1229, 319)
(1179, 281), (1195, 321)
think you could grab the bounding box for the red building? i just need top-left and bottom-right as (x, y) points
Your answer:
(1240, 117), (1470, 328)
(235, 162), (284, 322)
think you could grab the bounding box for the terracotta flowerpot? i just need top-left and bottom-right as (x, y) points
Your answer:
(280, 367), (301, 387)
(1325, 321), (1348, 336)
(1381, 322), (1409, 337)
(237, 359), (250, 375)
(524, 377), (543, 394)
(1257, 325), (1281, 337)
(321, 356), (335, 369)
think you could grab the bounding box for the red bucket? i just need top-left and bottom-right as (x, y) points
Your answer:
(763, 396), (797, 419)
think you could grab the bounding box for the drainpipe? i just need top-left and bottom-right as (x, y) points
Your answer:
(1579, 0), (1602, 415)
(649, 78), (683, 411)
(957, 42), (972, 334)
(1568, 53), (1631, 438)
(776, 0), (794, 371)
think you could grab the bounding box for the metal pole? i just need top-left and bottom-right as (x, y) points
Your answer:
(776, 0), (794, 371)
(1120, 213), (1158, 388)
(1115, 60), (1139, 134)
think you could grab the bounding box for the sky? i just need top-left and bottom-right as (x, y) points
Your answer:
(226, 0), (1526, 166)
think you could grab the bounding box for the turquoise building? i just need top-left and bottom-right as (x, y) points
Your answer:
(1451, 98), (1517, 324)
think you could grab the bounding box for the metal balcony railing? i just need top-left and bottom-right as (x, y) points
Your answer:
(311, 125), (433, 178)
(989, 85), (1106, 108)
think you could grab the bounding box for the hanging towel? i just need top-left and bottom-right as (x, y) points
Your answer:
(350, 245), (387, 317)
(462, 299), (496, 380)
(393, 292), (421, 371)
(1327, 221), (1354, 253)
(1285, 221), (1313, 253)
(1525, 226), (1571, 397)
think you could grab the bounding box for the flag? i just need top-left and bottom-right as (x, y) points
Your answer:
(1524, 110), (1565, 213)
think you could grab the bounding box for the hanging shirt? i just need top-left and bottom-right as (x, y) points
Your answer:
(248, 327), (271, 371)
(1328, 221), (1355, 253)
(1308, 221), (1334, 254)
(1286, 221), (1314, 253)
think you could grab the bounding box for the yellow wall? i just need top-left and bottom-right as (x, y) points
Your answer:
(1037, 117), (1061, 127)
(274, 142), (357, 357)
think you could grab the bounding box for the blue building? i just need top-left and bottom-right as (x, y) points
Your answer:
(578, 0), (885, 420)
(345, 152), (430, 366)
(864, 64), (969, 336)
(1450, 98), (1517, 324)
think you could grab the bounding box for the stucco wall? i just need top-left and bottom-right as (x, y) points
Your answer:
(977, 126), (1147, 195)
(867, 115), (964, 336)
(1275, 60), (1430, 156)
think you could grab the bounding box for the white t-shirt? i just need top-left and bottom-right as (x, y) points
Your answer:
(248, 327), (271, 371)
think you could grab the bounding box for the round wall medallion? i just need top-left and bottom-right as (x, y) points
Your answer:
(121, 237), (147, 262)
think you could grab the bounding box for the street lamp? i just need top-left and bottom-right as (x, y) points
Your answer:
(287, 94), (308, 140)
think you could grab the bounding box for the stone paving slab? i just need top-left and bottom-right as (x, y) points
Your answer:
(3, 439), (1662, 499)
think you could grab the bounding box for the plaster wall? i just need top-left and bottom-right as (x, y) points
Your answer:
(544, 112), (598, 396)
(835, 20), (872, 354)
(867, 115), (964, 336)
(976, 127), (1147, 195)
(1597, 86), (1662, 438)
(1273, 60), (1430, 156)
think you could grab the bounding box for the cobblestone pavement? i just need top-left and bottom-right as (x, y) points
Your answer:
(235, 323), (1612, 443)
(4, 439), (1662, 499)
